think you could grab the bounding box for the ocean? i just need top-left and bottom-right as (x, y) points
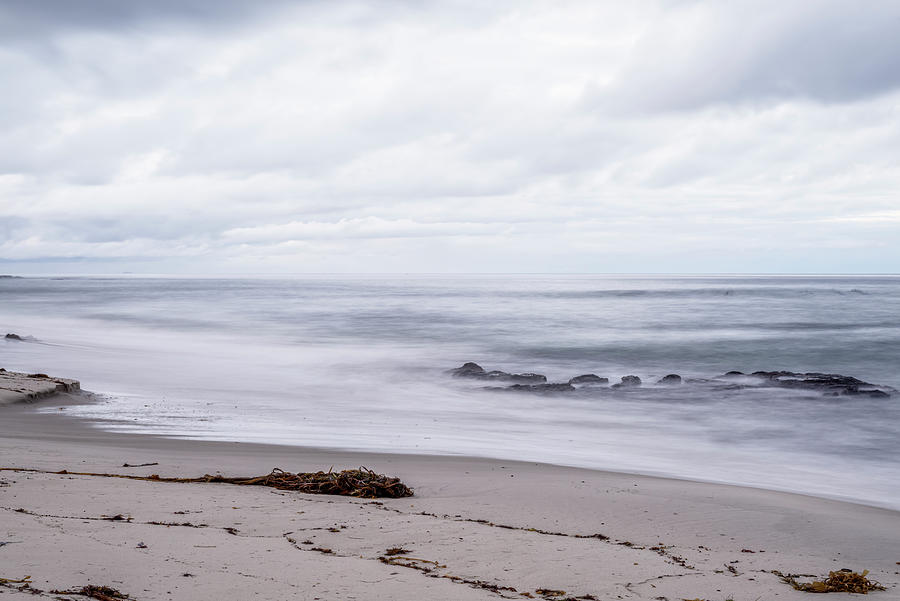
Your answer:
(2, 274), (899, 509)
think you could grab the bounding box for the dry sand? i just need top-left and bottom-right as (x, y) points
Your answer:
(1, 389), (898, 601)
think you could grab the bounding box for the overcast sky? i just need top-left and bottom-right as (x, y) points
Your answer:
(1, 0), (899, 274)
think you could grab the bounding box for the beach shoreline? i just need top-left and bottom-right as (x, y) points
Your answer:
(3, 388), (898, 513)
(4, 274), (900, 516)
(2, 390), (898, 600)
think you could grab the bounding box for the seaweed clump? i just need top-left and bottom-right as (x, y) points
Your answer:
(52, 585), (131, 600)
(153, 467), (412, 498)
(0, 466), (413, 499)
(778, 569), (886, 594)
(214, 467), (413, 498)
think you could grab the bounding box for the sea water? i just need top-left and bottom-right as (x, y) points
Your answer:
(1, 274), (899, 509)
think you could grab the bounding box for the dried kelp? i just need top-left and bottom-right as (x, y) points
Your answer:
(205, 467), (413, 498)
(777, 569), (886, 594)
(378, 555), (446, 572)
(0, 576), (41, 598)
(1, 467), (412, 499)
(52, 585), (131, 600)
(439, 575), (517, 595)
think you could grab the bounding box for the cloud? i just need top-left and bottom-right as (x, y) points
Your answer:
(222, 217), (505, 243)
(0, 0), (298, 39)
(0, 1), (899, 273)
(817, 210), (900, 224)
(594, 0), (900, 112)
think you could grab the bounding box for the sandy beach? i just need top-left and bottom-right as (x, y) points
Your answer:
(5, 0), (900, 596)
(0, 388), (897, 601)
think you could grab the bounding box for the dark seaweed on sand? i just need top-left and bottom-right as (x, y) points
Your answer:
(776, 569), (886, 594)
(3, 466), (413, 499)
(201, 467), (413, 498)
(51, 585), (131, 600)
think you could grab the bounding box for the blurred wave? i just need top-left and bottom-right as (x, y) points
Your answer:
(1, 274), (899, 509)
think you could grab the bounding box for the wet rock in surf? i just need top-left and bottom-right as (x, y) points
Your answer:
(569, 374), (608, 385)
(612, 375), (642, 388)
(750, 371), (893, 397)
(489, 371), (547, 383)
(750, 370), (799, 380)
(450, 362), (486, 377)
(861, 389), (891, 398)
(500, 383), (576, 393)
(514, 373), (548, 383)
(5, 333), (23, 340)
(451, 364), (892, 398)
(721, 371), (745, 378)
(450, 362), (547, 383)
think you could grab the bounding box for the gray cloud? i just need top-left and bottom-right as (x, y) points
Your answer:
(597, 1), (900, 112)
(0, 0), (299, 38)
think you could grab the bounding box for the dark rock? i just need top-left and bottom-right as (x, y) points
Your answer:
(569, 374), (608, 385)
(612, 375), (642, 388)
(763, 371), (861, 387)
(751, 370), (799, 380)
(748, 371), (891, 397)
(5, 333), (23, 340)
(861, 389), (891, 398)
(481, 370), (547, 383)
(509, 372), (547, 383)
(503, 383), (575, 393)
(450, 363), (546, 383)
(455, 364), (892, 398)
(835, 384), (893, 397)
(450, 362), (486, 377)
(482, 370), (512, 380)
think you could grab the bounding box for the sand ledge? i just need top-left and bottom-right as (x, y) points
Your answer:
(0, 369), (80, 405)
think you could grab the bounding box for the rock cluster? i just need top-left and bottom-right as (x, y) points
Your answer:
(450, 362), (547, 383)
(568, 374), (608, 385)
(448, 363), (894, 398)
(450, 363), (651, 394)
(612, 375), (642, 388)
(718, 370), (892, 398)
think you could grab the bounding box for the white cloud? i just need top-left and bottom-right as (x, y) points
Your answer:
(1, 0), (899, 273)
(817, 211), (900, 224)
(221, 217), (506, 242)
